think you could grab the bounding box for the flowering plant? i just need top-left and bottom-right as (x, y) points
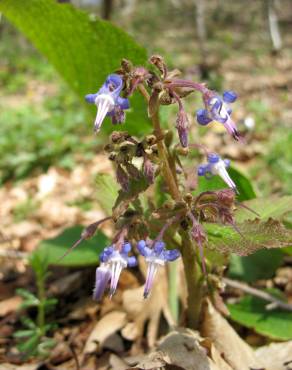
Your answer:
(62, 55), (290, 329)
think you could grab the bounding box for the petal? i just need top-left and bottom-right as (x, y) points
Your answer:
(223, 90), (237, 103)
(116, 96), (130, 110)
(94, 94), (115, 132)
(137, 240), (150, 257)
(154, 240), (165, 254)
(196, 109), (212, 125)
(127, 256), (137, 267)
(209, 97), (229, 123)
(144, 262), (159, 299)
(92, 266), (111, 301)
(121, 242), (131, 254)
(105, 74), (123, 99)
(164, 249), (180, 261)
(207, 153), (220, 164)
(109, 261), (125, 298)
(212, 161), (236, 190)
(198, 164), (208, 176)
(223, 117), (241, 141)
(224, 159), (231, 168)
(85, 93), (98, 104)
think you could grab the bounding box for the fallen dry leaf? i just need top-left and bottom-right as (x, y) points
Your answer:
(83, 310), (127, 355)
(255, 341), (292, 370)
(134, 328), (233, 370)
(0, 296), (22, 317)
(201, 299), (266, 370)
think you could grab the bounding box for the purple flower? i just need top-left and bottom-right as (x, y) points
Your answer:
(197, 153), (237, 192)
(93, 243), (137, 300)
(137, 240), (180, 298)
(196, 90), (240, 140)
(85, 74), (130, 133)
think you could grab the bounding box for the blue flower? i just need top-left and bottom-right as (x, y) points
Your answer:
(196, 90), (240, 140)
(85, 74), (130, 133)
(197, 153), (237, 191)
(137, 240), (180, 298)
(93, 243), (137, 300)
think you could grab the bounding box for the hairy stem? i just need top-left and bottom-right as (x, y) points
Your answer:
(139, 84), (202, 328)
(180, 232), (203, 329)
(138, 85), (180, 201)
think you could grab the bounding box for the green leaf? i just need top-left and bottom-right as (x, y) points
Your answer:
(236, 196), (292, 223)
(14, 330), (36, 339)
(34, 226), (109, 267)
(0, 0), (150, 135)
(17, 333), (40, 356)
(228, 294), (292, 340)
(228, 249), (284, 283)
(16, 288), (38, 302)
(205, 218), (292, 256)
(197, 166), (256, 201)
(95, 173), (119, 214)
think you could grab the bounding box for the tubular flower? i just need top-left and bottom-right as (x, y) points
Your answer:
(85, 74), (130, 133)
(196, 90), (240, 140)
(197, 153), (237, 192)
(137, 240), (180, 298)
(93, 243), (137, 300)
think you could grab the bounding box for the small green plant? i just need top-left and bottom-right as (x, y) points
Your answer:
(14, 252), (57, 359)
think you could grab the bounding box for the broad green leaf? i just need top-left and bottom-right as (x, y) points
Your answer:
(205, 218), (292, 256)
(95, 173), (119, 214)
(197, 166), (256, 201)
(228, 249), (284, 283)
(236, 196), (292, 223)
(34, 226), (109, 267)
(228, 294), (292, 340)
(0, 0), (150, 135)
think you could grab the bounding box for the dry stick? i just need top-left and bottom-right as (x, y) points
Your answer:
(223, 277), (292, 312)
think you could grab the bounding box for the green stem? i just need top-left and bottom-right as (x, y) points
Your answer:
(180, 232), (203, 329)
(36, 274), (46, 335)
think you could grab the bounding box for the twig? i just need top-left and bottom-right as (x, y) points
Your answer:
(223, 277), (292, 312)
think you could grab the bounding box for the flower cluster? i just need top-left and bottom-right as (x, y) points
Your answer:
(85, 74), (129, 133)
(196, 90), (240, 140)
(80, 57), (246, 311)
(93, 240), (180, 300)
(198, 153), (237, 192)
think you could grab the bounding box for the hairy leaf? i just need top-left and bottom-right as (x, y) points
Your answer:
(0, 0), (150, 135)
(34, 226), (109, 266)
(205, 218), (292, 255)
(236, 195), (292, 223)
(228, 293), (292, 340)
